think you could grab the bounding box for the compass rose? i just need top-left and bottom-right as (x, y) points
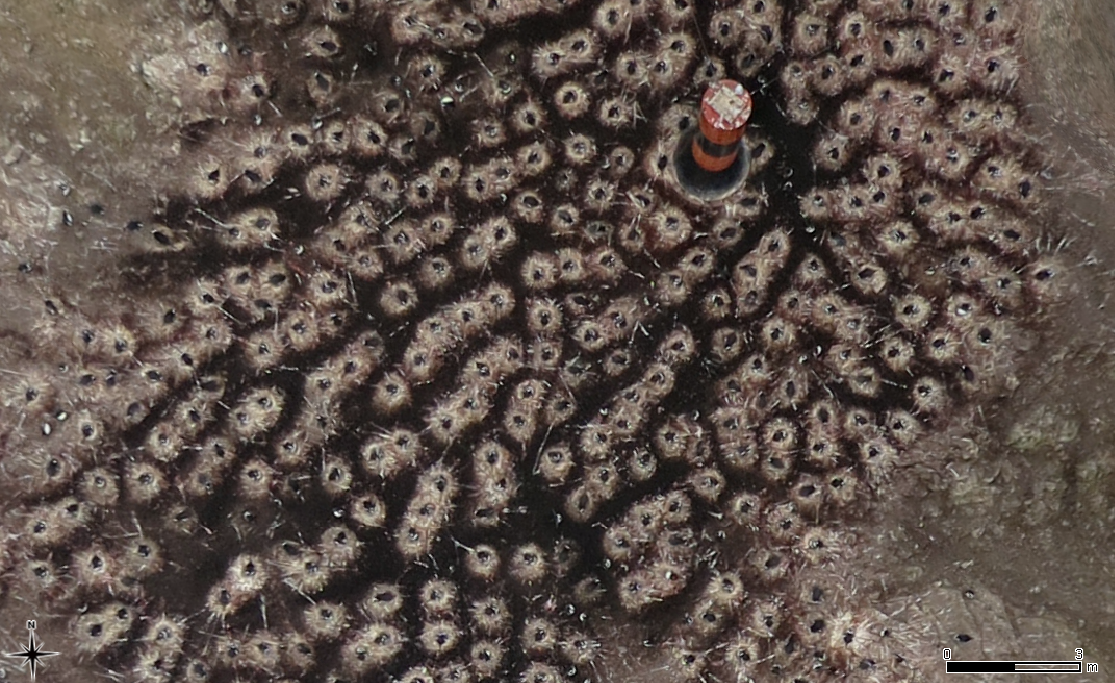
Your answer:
(5, 621), (60, 682)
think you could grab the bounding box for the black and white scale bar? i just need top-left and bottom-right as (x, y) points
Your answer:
(947, 661), (1082, 673)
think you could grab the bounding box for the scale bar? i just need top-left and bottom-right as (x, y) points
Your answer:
(947, 661), (1082, 673)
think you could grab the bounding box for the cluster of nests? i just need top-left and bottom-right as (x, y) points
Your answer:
(0, 0), (1065, 682)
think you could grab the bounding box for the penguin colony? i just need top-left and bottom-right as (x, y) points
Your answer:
(0, 0), (1062, 681)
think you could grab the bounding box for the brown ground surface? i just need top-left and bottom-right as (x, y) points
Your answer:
(854, 0), (1115, 678)
(0, 0), (1113, 680)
